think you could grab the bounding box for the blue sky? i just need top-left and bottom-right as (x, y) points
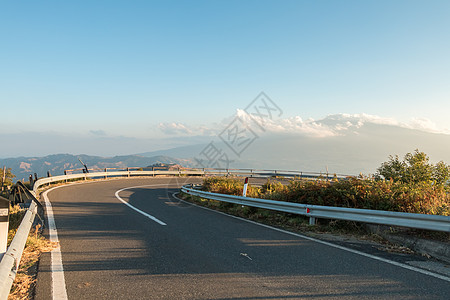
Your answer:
(1, 1), (450, 155)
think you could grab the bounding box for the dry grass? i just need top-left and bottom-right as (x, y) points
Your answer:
(203, 176), (450, 215)
(7, 206), (57, 300)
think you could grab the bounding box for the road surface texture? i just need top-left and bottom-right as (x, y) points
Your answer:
(36, 177), (450, 299)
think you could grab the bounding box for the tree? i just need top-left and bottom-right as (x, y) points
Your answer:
(0, 166), (15, 191)
(433, 161), (450, 185)
(402, 150), (433, 183)
(375, 150), (450, 185)
(376, 155), (405, 182)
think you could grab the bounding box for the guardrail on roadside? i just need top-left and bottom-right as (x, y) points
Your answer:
(32, 170), (205, 194)
(0, 182), (42, 300)
(2, 167), (446, 298)
(0, 167), (350, 298)
(181, 184), (450, 233)
(31, 168), (350, 194)
(0, 201), (37, 300)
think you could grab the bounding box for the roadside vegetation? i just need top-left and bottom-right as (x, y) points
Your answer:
(2, 149), (449, 299)
(0, 167), (15, 199)
(200, 150), (450, 216)
(2, 165), (56, 299)
(7, 205), (56, 300)
(180, 150), (449, 246)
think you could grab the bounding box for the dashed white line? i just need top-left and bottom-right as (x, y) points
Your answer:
(115, 184), (167, 226)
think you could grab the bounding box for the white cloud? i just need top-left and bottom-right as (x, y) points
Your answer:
(157, 122), (217, 136)
(337, 114), (450, 134)
(232, 111), (450, 138)
(158, 122), (193, 135)
(234, 109), (341, 138)
(403, 117), (450, 134)
(322, 113), (450, 135)
(157, 111), (450, 139)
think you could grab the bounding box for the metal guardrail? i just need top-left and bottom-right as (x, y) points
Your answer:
(202, 168), (349, 179)
(0, 201), (38, 299)
(31, 168), (349, 194)
(1, 167), (447, 298)
(0, 167), (347, 298)
(32, 170), (205, 194)
(181, 185), (450, 233)
(0, 181), (44, 299)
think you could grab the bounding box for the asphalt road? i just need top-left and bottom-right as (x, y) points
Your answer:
(36, 177), (450, 299)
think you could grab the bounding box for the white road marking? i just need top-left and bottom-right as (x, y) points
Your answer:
(240, 253), (253, 260)
(172, 192), (450, 283)
(41, 181), (179, 299)
(115, 184), (167, 225)
(43, 187), (69, 300)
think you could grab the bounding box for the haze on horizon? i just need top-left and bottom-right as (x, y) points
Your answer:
(1, 1), (450, 160)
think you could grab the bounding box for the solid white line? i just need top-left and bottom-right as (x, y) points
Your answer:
(115, 184), (168, 226)
(172, 192), (450, 283)
(43, 187), (69, 300)
(41, 181), (174, 299)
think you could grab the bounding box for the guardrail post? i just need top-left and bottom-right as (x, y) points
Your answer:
(0, 197), (9, 260)
(8, 190), (14, 203)
(243, 177), (248, 197)
(1, 166), (5, 193)
(309, 217), (316, 225)
(105, 168), (108, 179)
(127, 168), (130, 177)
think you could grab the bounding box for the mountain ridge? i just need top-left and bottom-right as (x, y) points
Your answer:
(2, 114), (450, 181)
(0, 154), (195, 181)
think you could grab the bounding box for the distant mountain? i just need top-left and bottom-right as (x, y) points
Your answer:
(140, 115), (450, 176)
(232, 124), (450, 175)
(139, 144), (207, 159)
(0, 154), (194, 181)
(3, 113), (450, 181)
(143, 162), (187, 171)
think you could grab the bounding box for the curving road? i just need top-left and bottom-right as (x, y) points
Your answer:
(35, 177), (450, 299)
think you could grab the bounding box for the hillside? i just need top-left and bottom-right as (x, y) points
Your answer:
(3, 114), (450, 180)
(0, 154), (194, 181)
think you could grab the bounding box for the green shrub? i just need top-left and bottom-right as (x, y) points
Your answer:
(202, 177), (260, 197)
(202, 177), (450, 216)
(376, 149), (450, 185)
(200, 150), (450, 216)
